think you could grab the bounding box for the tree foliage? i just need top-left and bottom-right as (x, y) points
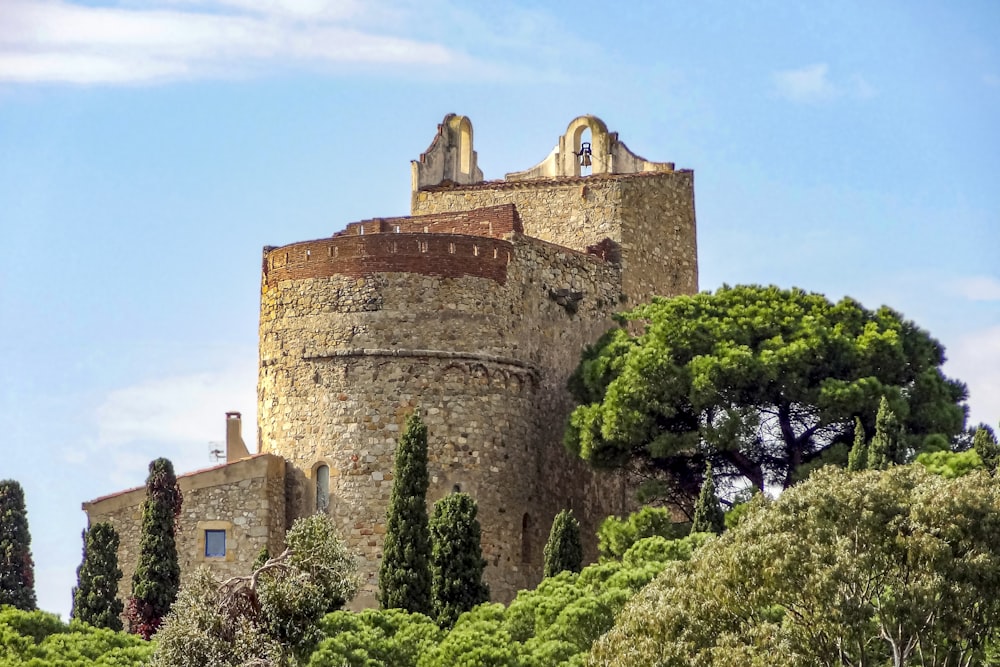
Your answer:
(379, 411), (433, 615)
(0, 480), (35, 611)
(915, 449), (985, 479)
(126, 458), (182, 640)
(596, 506), (688, 560)
(309, 608), (443, 667)
(690, 465), (724, 534)
(151, 513), (358, 667)
(429, 493), (489, 628)
(543, 510), (583, 578)
(565, 285), (968, 499)
(309, 533), (706, 667)
(589, 465), (1000, 667)
(867, 395), (901, 470)
(846, 416), (868, 472)
(0, 606), (153, 666)
(974, 426), (1000, 472)
(72, 522), (124, 631)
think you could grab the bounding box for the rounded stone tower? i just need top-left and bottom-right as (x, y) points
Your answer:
(258, 115), (698, 606)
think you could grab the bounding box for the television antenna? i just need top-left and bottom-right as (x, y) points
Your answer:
(208, 441), (224, 462)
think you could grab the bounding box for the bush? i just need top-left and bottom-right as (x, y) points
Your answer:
(596, 506), (688, 560)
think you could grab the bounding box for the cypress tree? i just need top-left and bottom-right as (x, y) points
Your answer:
(690, 464), (725, 534)
(847, 417), (868, 472)
(868, 397), (900, 470)
(72, 522), (124, 630)
(974, 427), (1000, 473)
(0, 480), (36, 610)
(126, 458), (182, 639)
(378, 411), (432, 614)
(429, 493), (489, 628)
(543, 509), (583, 577)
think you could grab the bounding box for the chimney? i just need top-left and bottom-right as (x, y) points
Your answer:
(225, 412), (251, 462)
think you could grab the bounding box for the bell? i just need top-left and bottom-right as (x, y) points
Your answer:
(581, 152), (592, 167)
(578, 141), (593, 168)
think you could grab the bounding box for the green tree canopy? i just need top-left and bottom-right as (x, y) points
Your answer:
(0, 480), (36, 611)
(974, 425), (1000, 472)
(126, 458), (182, 639)
(0, 606), (153, 666)
(588, 466), (1000, 667)
(429, 493), (489, 628)
(565, 285), (968, 498)
(867, 395), (901, 470)
(543, 510), (583, 578)
(72, 522), (124, 630)
(379, 411), (433, 615)
(846, 416), (868, 472)
(689, 465), (724, 534)
(596, 506), (688, 560)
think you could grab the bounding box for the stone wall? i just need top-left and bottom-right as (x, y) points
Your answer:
(259, 233), (630, 606)
(411, 170), (698, 304)
(82, 454), (286, 608)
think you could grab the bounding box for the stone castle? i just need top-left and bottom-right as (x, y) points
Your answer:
(83, 114), (699, 608)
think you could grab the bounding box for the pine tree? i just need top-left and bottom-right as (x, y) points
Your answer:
(378, 411), (432, 614)
(429, 493), (489, 628)
(126, 458), (182, 639)
(543, 509), (583, 577)
(974, 427), (1000, 473)
(690, 464), (725, 534)
(72, 522), (124, 630)
(0, 480), (36, 610)
(868, 397), (900, 470)
(847, 417), (868, 472)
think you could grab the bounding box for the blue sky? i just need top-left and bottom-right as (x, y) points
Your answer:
(0, 0), (997, 619)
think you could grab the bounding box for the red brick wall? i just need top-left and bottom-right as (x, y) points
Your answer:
(336, 204), (522, 239)
(263, 233), (513, 285)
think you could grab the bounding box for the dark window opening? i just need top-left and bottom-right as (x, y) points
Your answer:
(521, 513), (532, 564)
(316, 464), (330, 512)
(205, 530), (226, 558)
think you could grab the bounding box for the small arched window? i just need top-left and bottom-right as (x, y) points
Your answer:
(315, 464), (330, 512)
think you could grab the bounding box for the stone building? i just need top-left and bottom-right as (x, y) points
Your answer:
(83, 114), (699, 609)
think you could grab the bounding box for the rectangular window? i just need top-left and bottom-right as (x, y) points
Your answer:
(205, 529), (226, 558)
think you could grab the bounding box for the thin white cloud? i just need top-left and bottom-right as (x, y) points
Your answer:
(954, 276), (1000, 301)
(86, 358), (258, 486)
(947, 325), (1000, 427)
(772, 63), (875, 103)
(0, 0), (463, 85)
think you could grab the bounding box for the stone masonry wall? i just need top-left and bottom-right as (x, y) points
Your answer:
(258, 234), (631, 606)
(82, 454), (286, 610)
(619, 171), (698, 300)
(411, 171), (698, 304)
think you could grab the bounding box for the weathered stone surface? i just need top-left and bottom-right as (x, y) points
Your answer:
(259, 234), (629, 605)
(82, 455), (286, 611)
(83, 115), (699, 613)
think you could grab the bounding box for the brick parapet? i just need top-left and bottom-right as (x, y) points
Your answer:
(337, 204), (522, 239)
(263, 233), (514, 286)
